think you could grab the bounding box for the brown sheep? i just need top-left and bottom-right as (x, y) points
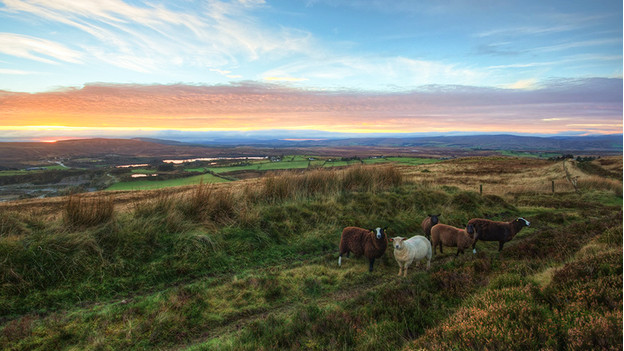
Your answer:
(431, 223), (475, 256)
(421, 214), (440, 239)
(468, 217), (530, 253)
(338, 226), (388, 272)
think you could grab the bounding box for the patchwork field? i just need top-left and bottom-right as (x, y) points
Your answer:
(0, 156), (621, 350)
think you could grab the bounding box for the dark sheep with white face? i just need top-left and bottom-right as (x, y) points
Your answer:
(338, 226), (388, 272)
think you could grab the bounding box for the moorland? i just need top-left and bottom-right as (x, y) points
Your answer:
(0, 135), (621, 201)
(0, 146), (622, 350)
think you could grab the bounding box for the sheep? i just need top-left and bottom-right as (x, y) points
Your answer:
(468, 217), (530, 253)
(421, 214), (440, 239)
(338, 226), (388, 272)
(390, 235), (432, 276)
(430, 223), (475, 256)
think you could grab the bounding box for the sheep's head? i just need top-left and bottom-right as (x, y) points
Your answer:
(516, 217), (530, 227)
(428, 214), (440, 225)
(370, 227), (387, 240)
(465, 223), (475, 236)
(390, 236), (406, 250)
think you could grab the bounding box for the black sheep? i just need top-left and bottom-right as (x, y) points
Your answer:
(468, 217), (530, 253)
(421, 214), (440, 239)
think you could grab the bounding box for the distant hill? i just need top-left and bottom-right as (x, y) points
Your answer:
(184, 133), (623, 152)
(0, 138), (273, 168)
(0, 134), (620, 169)
(301, 134), (623, 151)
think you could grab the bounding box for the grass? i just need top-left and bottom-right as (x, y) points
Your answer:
(0, 157), (621, 350)
(105, 173), (229, 190)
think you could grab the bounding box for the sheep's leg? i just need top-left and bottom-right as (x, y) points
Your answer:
(498, 241), (505, 252)
(439, 242), (443, 254)
(397, 264), (403, 276)
(338, 249), (349, 266)
(472, 239), (478, 254)
(368, 258), (375, 272)
(403, 264), (409, 277)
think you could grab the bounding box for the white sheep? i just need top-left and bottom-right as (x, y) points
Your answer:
(390, 235), (432, 277)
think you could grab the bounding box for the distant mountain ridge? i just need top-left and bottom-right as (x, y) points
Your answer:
(176, 133), (623, 152)
(0, 134), (620, 168)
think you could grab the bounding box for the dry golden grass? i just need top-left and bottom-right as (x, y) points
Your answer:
(2, 156), (621, 219)
(402, 157), (575, 196)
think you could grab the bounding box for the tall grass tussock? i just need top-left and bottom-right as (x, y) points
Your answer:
(63, 194), (114, 227)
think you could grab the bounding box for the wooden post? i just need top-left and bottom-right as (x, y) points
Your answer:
(480, 184), (483, 195)
(552, 180), (555, 193)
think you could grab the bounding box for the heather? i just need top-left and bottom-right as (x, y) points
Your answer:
(0, 159), (621, 350)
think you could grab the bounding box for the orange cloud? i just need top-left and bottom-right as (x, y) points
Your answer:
(1, 80), (621, 135)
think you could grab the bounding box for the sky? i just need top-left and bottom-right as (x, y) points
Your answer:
(0, 0), (622, 141)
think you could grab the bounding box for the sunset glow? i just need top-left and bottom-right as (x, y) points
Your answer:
(0, 0), (621, 140)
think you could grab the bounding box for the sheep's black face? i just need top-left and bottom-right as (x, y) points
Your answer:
(466, 223), (475, 235)
(430, 214), (439, 225)
(517, 217), (530, 227)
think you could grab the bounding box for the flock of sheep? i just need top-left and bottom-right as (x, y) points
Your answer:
(338, 215), (531, 276)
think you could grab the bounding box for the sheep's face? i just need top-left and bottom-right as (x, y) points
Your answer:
(429, 214), (440, 225)
(373, 227), (386, 240)
(516, 218), (530, 227)
(465, 223), (475, 236)
(391, 236), (406, 250)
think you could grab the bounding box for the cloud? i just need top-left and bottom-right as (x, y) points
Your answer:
(0, 0), (314, 72)
(0, 78), (621, 135)
(504, 79), (539, 90)
(263, 76), (308, 82)
(0, 32), (83, 64)
(0, 68), (38, 75)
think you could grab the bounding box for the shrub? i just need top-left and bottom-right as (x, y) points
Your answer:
(411, 287), (559, 351)
(182, 183), (237, 224)
(64, 195), (114, 227)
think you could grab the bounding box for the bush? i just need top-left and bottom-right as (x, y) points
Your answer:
(64, 195), (114, 227)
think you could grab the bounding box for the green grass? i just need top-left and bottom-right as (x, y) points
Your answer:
(0, 170), (30, 176)
(105, 173), (229, 190)
(207, 156), (439, 174)
(384, 157), (440, 165)
(1, 164), (621, 351)
(130, 168), (158, 174)
(499, 150), (561, 158)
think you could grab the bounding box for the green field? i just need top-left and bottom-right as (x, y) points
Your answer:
(106, 173), (229, 190)
(0, 160), (622, 350)
(498, 150), (562, 158)
(206, 156), (438, 174)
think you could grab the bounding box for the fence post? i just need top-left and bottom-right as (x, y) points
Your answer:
(480, 184), (483, 195)
(552, 180), (555, 193)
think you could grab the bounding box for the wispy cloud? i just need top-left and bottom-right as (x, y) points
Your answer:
(0, 0), (314, 72)
(0, 68), (38, 74)
(0, 32), (83, 64)
(263, 76), (308, 82)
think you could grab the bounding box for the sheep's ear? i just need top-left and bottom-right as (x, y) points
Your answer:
(383, 226), (388, 231)
(388, 237), (394, 242)
(436, 214), (441, 217)
(369, 229), (374, 233)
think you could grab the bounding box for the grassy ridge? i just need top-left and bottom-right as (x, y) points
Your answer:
(106, 173), (229, 190)
(1, 162), (621, 350)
